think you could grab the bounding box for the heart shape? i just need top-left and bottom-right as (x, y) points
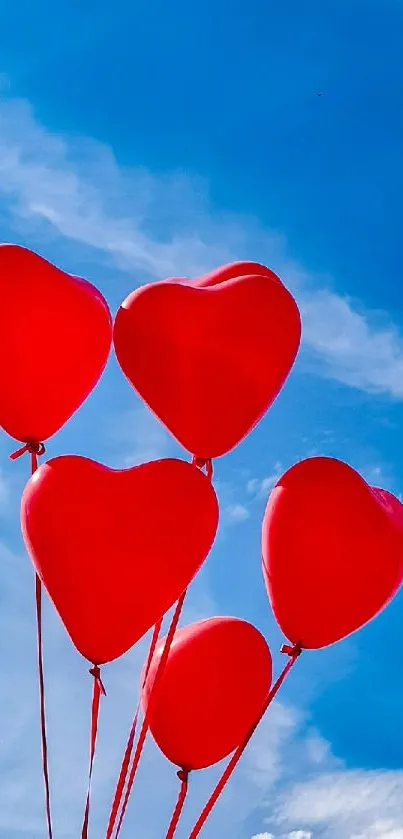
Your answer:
(114, 261), (301, 459)
(21, 456), (219, 664)
(262, 457), (403, 649)
(0, 244), (112, 443)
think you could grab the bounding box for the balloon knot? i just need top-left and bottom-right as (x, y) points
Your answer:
(177, 768), (190, 783)
(281, 641), (302, 658)
(192, 457), (213, 480)
(10, 441), (46, 460)
(89, 665), (107, 696)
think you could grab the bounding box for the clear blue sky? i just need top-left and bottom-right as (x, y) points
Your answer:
(0, 1), (403, 837)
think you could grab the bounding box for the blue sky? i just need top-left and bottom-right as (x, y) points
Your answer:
(1, 0), (403, 837)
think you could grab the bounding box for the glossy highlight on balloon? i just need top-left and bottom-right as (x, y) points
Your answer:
(262, 456), (403, 649)
(0, 244), (112, 443)
(142, 616), (272, 770)
(113, 260), (301, 459)
(21, 456), (219, 664)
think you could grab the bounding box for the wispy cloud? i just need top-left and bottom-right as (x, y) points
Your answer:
(1, 93), (403, 839)
(242, 694), (403, 839)
(300, 290), (403, 398)
(213, 479), (252, 528)
(252, 833), (276, 839)
(225, 503), (251, 523)
(1, 98), (403, 401)
(274, 770), (403, 838)
(0, 526), (399, 839)
(0, 467), (10, 512)
(254, 833), (312, 839)
(247, 464), (283, 502)
(108, 404), (180, 467)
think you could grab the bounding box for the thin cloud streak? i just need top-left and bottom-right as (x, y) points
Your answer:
(0, 98), (403, 400)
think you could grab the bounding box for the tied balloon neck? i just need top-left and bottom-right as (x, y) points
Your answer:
(177, 768), (190, 784)
(192, 457), (214, 481)
(89, 665), (107, 696)
(10, 440), (46, 460)
(10, 441), (46, 474)
(280, 641), (302, 658)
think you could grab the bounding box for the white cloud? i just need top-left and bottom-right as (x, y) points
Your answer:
(287, 833), (313, 839)
(352, 823), (403, 839)
(251, 833), (275, 839)
(279, 770), (403, 825)
(247, 464), (283, 501)
(251, 830), (312, 838)
(300, 290), (403, 398)
(245, 702), (403, 839)
(0, 97), (403, 400)
(214, 481), (252, 528)
(1, 93), (403, 839)
(108, 404), (179, 466)
(271, 769), (403, 839)
(0, 525), (401, 839)
(0, 98), (240, 280)
(225, 503), (251, 523)
(243, 703), (301, 791)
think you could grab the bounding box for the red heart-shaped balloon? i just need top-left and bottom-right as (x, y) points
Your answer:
(114, 261), (301, 459)
(0, 244), (112, 443)
(21, 456), (219, 664)
(262, 457), (403, 649)
(143, 617), (272, 770)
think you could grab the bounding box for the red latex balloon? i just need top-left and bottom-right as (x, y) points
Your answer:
(142, 616), (272, 770)
(262, 457), (403, 649)
(114, 261), (301, 459)
(21, 456), (219, 664)
(0, 244), (112, 443)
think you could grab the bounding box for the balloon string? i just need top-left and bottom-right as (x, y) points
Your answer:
(165, 769), (190, 839)
(81, 666), (106, 839)
(114, 591), (187, 839)
(105, 618), (163, 839)
(192, 457), (213, 481)
(10, 440), (46, 472)
(10, 442), (52, 839)
(35, 573), (53, 839)
(187, 642), (302, 839)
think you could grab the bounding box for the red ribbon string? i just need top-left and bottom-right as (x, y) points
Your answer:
(187, 643), (302, 839)
(114, 591), (187, 838)
(81, 666), (106, 839)
(165, 769), (190, 839)
(35, 574), (53, 839)
(105, 618), (163, 839)
(192, 457), (213, 481)
(10, 440), (46, 473)
(11, 441), (52, 839)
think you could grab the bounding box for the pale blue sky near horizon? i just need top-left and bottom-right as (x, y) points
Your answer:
(1, 1), (403, 837)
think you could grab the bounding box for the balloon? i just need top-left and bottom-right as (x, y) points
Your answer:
(370, 487), (403, 529)
(142, 616), (272, 770)
(0, 244), (112, 443)
(114, 261), (301, 459)
(262, 457), (403, 649)
(21, 456), (219, 664)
